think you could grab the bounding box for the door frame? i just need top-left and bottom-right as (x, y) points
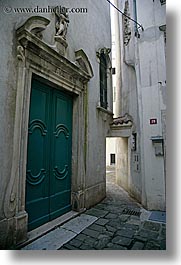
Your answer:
(4, 16), (93, 245)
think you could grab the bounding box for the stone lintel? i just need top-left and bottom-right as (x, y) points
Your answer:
(17, 30), (91, 85)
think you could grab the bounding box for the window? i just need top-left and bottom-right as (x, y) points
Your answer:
(100, 53), (108, 109)
(110, 154), (116, 165)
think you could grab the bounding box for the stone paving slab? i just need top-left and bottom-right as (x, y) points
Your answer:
(86, 208), (109, 218)
(88, 223), (106, 233)
(81, 228), (100, 238)
(131, 241), (145, 250)
(112, 236), (132, 247)
(116, 229), (136, 238)
(22, 228), (76, 250)
(22, 214), (98, 250)
(105, 243), (127, 250)
(95, 218), (109, 226)
(61, 214), (98, 234)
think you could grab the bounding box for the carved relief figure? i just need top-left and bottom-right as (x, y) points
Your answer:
(123, 0), (131, 46)
(55, 11), (69, 40)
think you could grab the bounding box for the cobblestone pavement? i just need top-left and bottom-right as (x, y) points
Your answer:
(60, 167), (166, 250)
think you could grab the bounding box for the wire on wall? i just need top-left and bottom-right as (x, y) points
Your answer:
(106, 0), (144, 31)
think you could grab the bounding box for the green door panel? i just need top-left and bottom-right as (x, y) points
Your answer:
(50, 91), (72, 219)
(26, 79), (72, 231)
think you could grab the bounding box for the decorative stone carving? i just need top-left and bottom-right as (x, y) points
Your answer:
(17, 45), (25, 62)
(96, 47), (111, 60)
(55, 11), (69, 40)
(96, 47), (112, 71)
(54, 10), (69, 55)
(17, 16), (50, 41)
(4, 45), (26, 219)
(75, 49), (94, 78)
(123, 0), (131, 46)
(72, 190), (85, 212)
(4, 176), (17, 218)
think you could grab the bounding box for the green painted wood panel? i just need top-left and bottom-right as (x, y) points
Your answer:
(26, 79), (72, 231)
(50, 89), (72, 220)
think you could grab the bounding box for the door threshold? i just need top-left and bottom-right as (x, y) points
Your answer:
(17, 210), (84, 249)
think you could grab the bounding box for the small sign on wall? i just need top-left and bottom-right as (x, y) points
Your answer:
(150, 118), (157, 125)
(131, 133), (137, 151)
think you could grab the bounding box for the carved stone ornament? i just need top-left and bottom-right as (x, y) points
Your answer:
(96, 47), (111, 59)
(17, 45), (25, 62)
(72, 190), (85, 212)
(54, 11), (69, 55)
(17, 16), (50, 41)
(123, 0), (131, 46)
(55, 10), (69, 40)
(75, 49), (94, 78)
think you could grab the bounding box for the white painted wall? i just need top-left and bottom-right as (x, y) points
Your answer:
(106, 138), (116, 166)
(136, 0), (166, 210)
(114, 0), (166, 210)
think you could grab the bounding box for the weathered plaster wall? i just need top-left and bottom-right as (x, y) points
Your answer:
(136, 0), (166, 210)
(0, 0), (112, 247)
(114, 0), (166, 209)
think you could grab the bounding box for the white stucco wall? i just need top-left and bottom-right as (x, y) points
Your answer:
(114, 0), (166, 209)
(136, 0), (166, 210)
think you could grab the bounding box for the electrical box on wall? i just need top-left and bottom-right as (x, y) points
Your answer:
(150, 136), (164, 156)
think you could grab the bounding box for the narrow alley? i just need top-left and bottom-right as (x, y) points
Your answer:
(0, 1), (166, 250)
(21, 168), (166, 250)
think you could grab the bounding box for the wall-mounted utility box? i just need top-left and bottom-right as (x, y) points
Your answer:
(150, 136), (164, 156)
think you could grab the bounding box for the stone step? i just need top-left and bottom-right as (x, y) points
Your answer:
(21, 214), (98, 250)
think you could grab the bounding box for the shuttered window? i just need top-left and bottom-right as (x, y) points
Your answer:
(100, 53), (108, 109)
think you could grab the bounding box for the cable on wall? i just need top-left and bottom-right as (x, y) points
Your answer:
(106, 0), (144, 31)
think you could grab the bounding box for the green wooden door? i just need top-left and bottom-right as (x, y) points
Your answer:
(26, 79), (72, 231)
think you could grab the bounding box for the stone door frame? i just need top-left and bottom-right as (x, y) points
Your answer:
(3, 16), (93, 245)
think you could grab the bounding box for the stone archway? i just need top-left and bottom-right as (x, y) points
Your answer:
(107, 113), (133, 192)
